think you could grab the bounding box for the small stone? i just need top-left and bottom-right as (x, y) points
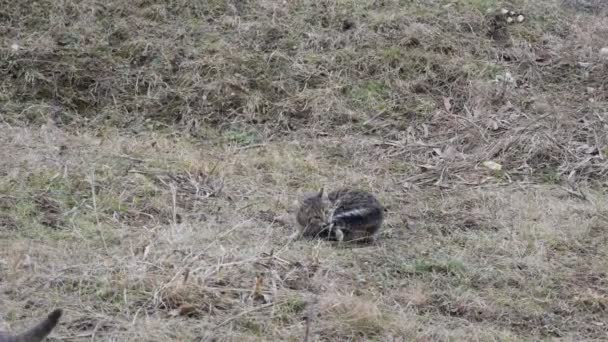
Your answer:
(500, 8), (509, 15)
(10, 43), (19, 51)
(507, 17), (514, 24)
(517, 15), (525, 23)
(600, 47), (608, 60)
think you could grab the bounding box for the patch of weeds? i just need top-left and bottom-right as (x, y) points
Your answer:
(381, 47), (402, 64)
(455, 0), (501, 13)
(411, 96), (437, 115)
(99, 194), (129, 217)
(462, 61), (504, 79)
(385, 259), (467, 279)
(239, 318), (264, 335)
(11, 199), (37, 223)
(510, 26), (544, 43)
(23, 171), (87, 206)
(278, 32), (300, 51)
(1, 196), (69, 237)
(76, 221), (121, 247)
(574, 290), (608, 314)
(95, 285), (120, 303)
(25, 171), (66, 191)
(387, 160), (413, 174)
(274, 296), (307, 323)
(540, 167), (561, 184)
(413, 259), (467, 276)
(5, 172), (98, 232)
(303, 53), (322, 65)
(405, 259), (465, 275)
(284, 296), (307, 313)
(486, 168), (508, 181)
(322, 145), (353, 164)
(350, 81), (389, 111)
(319, 295), (385, 338)
(398, 51), (448, 80)
(223, 129), (259, 146)
(188, 124), (222, 141)
(520, 8), (571, 38)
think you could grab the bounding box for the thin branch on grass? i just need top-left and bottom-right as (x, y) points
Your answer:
(87, 169), (109, 255)
(170, 182), (178, 226)
(303, 296), (318, 342)
(215, 302), (277, 328)
(362, 108), (388, 126)
(236, 143), (267, 151)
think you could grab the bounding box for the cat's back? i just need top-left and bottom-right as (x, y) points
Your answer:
(328, 189), (383, 233)
(329, 189), (383, 214)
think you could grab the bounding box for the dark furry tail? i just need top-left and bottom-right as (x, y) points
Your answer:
(12, 309), (62, 342)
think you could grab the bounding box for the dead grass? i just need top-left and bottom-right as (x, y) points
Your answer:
(1, 0), (607, 341)
(0, 125), (606, 341)
(1, 0), (607, 185)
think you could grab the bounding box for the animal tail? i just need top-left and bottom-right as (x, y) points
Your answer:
(12, 309), (62, 342)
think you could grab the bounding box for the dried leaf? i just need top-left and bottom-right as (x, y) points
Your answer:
(170, 303), (198, 317)
(252, 275), (267, 303)
(142, 244), (151, 260)
(482, 161), (502, 171)
(443, 97), (452, 112)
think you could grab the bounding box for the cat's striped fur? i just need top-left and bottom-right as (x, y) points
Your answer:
(294, 188), (383, 243)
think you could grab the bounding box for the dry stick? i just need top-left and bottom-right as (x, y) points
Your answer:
(560, 185), (588, 201)
(112, 154), (147, 163)
(215, 302), (276, 328)
(453, 108), (489, 143)
(236, 143), (267, 151)
(303, 315), (311, 342)
(303, 303), (313, 342)
(303, 294), (318, 342)
(483, 112), (552, 160)
(363, 108), (388, 126)
(88, 169), (109, 255)
(170, 182), (178, 226)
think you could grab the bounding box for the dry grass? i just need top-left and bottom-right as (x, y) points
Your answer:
(1, 0), (607, 341)
(1, 126), (606, 341)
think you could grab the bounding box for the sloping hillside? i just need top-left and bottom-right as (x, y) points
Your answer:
(1, 0), (607, 340)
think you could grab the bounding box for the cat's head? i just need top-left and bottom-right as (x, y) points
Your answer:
(296, 187), (332, 230)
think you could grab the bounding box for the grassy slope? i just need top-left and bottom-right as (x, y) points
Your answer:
(1, 0), (608, 341)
